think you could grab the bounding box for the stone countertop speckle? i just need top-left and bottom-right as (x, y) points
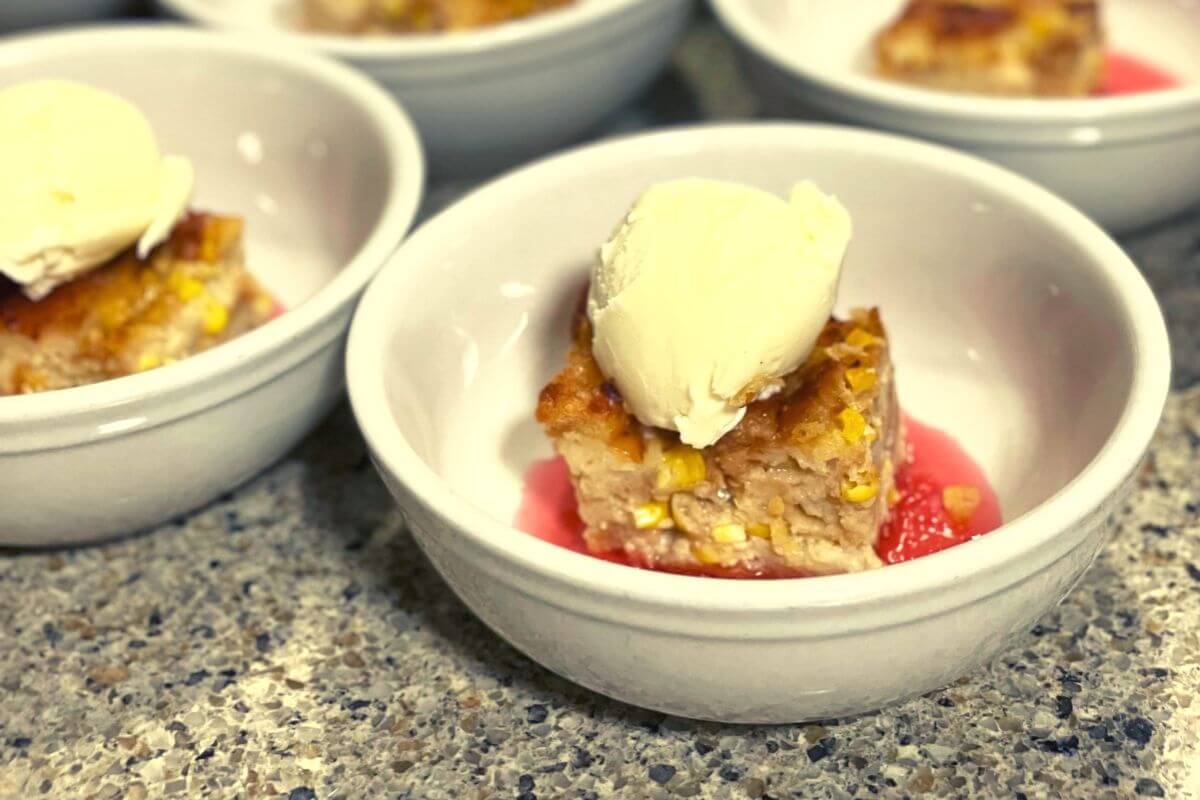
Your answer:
(2, 15), (1200, 800)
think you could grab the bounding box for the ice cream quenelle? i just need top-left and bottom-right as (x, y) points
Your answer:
(587, 178), (853, 448)
(0, 80), (194, 300)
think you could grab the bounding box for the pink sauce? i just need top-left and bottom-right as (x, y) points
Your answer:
(1099, 52), (1179, 95)
(516, 413), (1002, 575)
(876, 415), (1002, 564)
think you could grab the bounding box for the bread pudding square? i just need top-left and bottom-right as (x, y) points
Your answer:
(304, 0), (575, 34)
(0, 212), (274, 395)
(537, 305), (902, 577)
(874, 0), (1105, 97)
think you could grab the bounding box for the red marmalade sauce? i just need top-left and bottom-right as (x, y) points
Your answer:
(515, 414), (1002, 575)
(1099, 52), (1179, 95)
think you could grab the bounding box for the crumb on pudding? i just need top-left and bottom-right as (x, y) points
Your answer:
(874, 0), (1105, 97)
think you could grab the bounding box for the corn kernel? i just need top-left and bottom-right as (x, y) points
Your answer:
(887, 487), (901, 507)
(839, 407), (866, 444)
(712, 523), (747, 544)
(767, 496), (786, 517)
(693, 543), (723, 565)
(841, 469), (879, 504)
(845, 328), (877, 348)
(169, 272), (205, 301)
(98, 301), (127, 331)
(136, 353), (161, 372)
(1024, 7), (1067, 39)
(747, 523), (772, 539)
(633, 502), (669, 530)
(657, 446), (706, 491)
(845, 366), (877, 394)
(943, 485), (981, 526)
(203, 302), (229, 335)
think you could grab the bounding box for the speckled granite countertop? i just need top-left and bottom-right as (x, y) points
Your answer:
(3, 15), (1200, 800)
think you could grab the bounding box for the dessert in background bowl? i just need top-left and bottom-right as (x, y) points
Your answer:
(158, 0), (694, 176)
(0, 80), (275, 395)
(346, 124), (1169, 722)
(710, 0), (1200, 232)
(302, 0), (575, 33)
(0, 26), (424, 547)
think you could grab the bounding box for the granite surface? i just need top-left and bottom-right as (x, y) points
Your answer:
(3, 14), (1200, 800)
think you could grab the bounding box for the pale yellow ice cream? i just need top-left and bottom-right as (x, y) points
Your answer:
(588, 178), (853, 448)
(0, 80), (194, 300)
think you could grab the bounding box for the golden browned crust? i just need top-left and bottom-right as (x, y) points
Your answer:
(874, 0), (1104, 97)
(537, 305), (901, 578)
(537, 310), (887, 463)
(0, 212), (275, 395)
(303, 0), (574, 34)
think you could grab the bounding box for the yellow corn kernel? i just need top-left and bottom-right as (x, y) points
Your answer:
(693, 543), (723, 565)
(656, 446), (706, 491)
(887, 486), (901, 507)
(712, 523), (747, 544)
(136, 353), (161, 372)
(1024, 7), (1067, 39)
(845, 328), (877, 349)
(168, 272), (205, 302)
(97, 301), (127, 331)
(943, 485), (982, 526)
(633, 502), (669, 530)
(841, 469), (879, 504)
(845, 366), (877, 394)
(839, 407), (866, 444)
(747, 523), (772, 539)
(203, 302), (229, 335)
(767, 495), (786, 517)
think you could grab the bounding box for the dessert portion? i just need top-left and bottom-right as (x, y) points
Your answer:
(537, 179), (903, 577)
(302, 0), (575, 34)
(1, 213), (273, 395)
(0, 80), (274, 396)
(874, 0), (1105, 97)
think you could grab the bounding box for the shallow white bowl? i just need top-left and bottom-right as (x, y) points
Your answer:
(0, 0), (134, 30)
(710, 0), (1200, 233)
(0, 26), (424, 547)
(157, 0), (694, 176)
(348, 124), (1170, 723)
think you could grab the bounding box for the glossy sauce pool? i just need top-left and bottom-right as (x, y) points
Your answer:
(1100, 52), (1179, 95)
(516, 414), (1002, 575)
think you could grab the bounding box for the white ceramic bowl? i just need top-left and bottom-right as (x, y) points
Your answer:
(0, 0), (134, 30)
(0, 26), (424, 547)
(347, 124), (1170, 723)
(156, 0), (695, 176)
(710, 0), (1200, 234)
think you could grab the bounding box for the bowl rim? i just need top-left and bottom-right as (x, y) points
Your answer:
(346, 122), (1171, 612)
(157, 0), (672, 60)
(0, 24), (425, 429)
(708, 0), (1200, 126)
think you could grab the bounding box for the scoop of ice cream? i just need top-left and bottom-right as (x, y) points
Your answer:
(587, 178), (852, 448)
(0, 80), (194, 300)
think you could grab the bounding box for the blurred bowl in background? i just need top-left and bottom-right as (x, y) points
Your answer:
(0, 26), (424, 546)
(158, 0), (695, 177)
(710, 0), (1200, 233)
